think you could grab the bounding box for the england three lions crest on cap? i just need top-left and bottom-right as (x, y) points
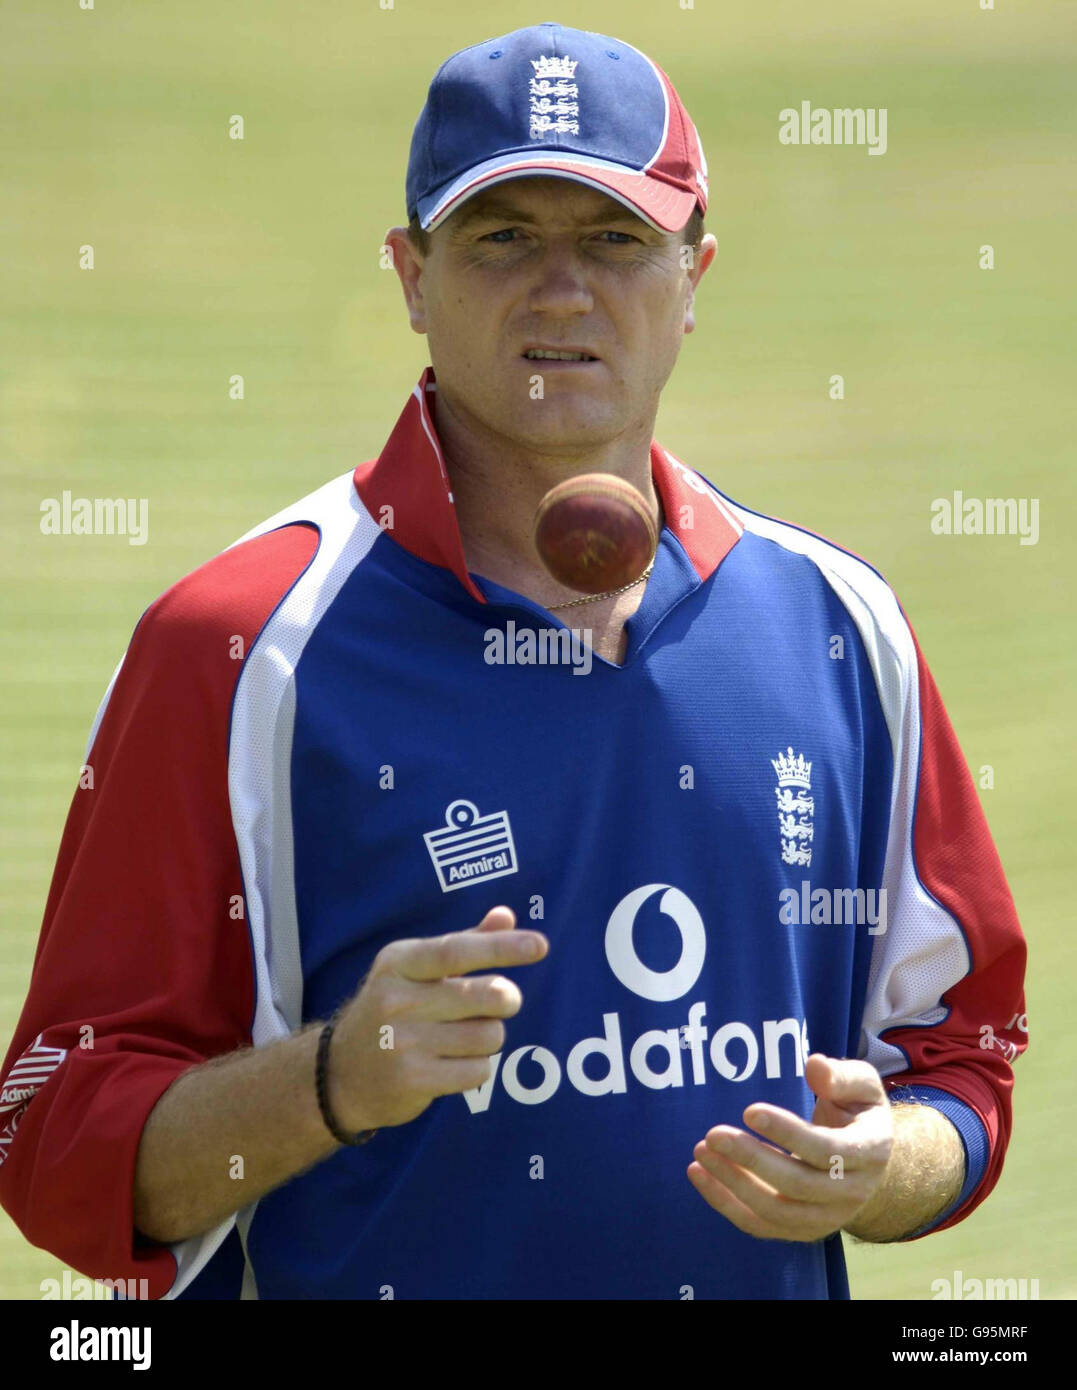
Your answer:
(772, 748), (814, 867)
(530, 55), (579, 139)
(424, 799), (518, 892)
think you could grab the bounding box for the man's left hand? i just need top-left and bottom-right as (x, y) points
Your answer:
(687, 1053), (893, 1241)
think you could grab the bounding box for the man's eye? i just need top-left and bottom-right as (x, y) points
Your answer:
(598, 230), (635, 244)
(483, 228), (518, 244)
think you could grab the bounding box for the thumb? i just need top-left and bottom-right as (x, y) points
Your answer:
(806, 1053), (883, 1109)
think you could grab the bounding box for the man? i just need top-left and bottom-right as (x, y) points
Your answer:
(0, 23), (1027, 1299)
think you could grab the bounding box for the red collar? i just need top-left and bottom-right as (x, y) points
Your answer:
(353, 367), (742, 604)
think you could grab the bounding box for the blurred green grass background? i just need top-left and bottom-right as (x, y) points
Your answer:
(1, 0), (1073, 1299)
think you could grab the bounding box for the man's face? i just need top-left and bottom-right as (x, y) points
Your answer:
(389, 177), (716, 453)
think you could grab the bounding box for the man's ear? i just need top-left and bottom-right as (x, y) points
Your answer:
(683, 233), (717, 336)
(385, 227), (428, 335)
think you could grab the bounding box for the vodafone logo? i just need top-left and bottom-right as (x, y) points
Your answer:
(463, 885), (809, 1114)
(605, 884), (705, 1001)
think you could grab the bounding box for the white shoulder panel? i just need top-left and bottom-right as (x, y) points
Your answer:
(167, 471), (382, 1298)
(719, 494), (971, 1073)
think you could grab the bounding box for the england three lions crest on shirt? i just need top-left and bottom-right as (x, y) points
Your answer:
(773, 747), (814, 867)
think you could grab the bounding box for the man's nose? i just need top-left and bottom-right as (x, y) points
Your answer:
(527, 242), (595, 315)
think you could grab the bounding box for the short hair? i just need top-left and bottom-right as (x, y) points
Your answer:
(406, 202), (704, 257)
(682, 206), (705, 251)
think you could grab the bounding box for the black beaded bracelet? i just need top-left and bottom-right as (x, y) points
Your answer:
(316, 1016), (378, 1147)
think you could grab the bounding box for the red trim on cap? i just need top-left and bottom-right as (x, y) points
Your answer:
(648, 62), (709, 215)
(354, 371), (741, 598)
(428, 158), (697, 233)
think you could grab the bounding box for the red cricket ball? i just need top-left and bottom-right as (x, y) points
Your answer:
(533, 473), (658, 596)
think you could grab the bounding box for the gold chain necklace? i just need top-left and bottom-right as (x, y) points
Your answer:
(547, 562), (654, 611)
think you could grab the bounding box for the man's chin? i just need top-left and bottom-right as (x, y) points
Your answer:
(505, 421), (623, 456)
(434, 373), (630, 455)
(498, 395), (626, 454)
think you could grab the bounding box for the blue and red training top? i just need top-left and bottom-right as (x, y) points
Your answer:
(0, 368), (1028, 1299)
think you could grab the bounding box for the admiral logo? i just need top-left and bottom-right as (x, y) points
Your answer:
(424, 799), (518, 892)
(0, 1035), (68, 1166)
(0, 1084), (37, 1111)
(0, 1033), (67, 1114)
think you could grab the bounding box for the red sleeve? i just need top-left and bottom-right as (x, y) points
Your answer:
(879, 628), (1028, 1235)
(0, 523), (319, 1297)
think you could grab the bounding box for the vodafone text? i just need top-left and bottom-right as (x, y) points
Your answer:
(462, 1002), (810, 1112)
(461, 884), (809, 1112)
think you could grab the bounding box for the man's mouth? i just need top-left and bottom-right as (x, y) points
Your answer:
(522, 348), (599, 362)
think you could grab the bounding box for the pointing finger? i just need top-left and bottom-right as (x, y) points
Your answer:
(387, 926), (548, 983)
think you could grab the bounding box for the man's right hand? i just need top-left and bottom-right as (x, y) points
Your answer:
(327, 906), (548, 1133)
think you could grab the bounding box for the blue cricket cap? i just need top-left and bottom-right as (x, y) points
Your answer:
(406, 22), (708, 233)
